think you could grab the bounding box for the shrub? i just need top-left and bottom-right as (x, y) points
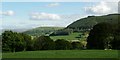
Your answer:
(34, 36), (55, 50)
(71, 42), (83, 50)
(55, 39), (72, 50)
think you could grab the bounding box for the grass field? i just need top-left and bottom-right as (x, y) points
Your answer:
(50, 33), (87, 41)
(2, 50), (118, 58)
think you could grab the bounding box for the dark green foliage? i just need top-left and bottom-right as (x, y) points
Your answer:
(34, 36), (55, 50)
(87, 20), (120, 50)
(21, 33), (33, 51)
(67, 14), (120, 32)
(71, 42), (83, 50)
(2, 31), (32, 52)
(111, 23), (120, 50)
(2, 31), (25, 52)
(55, 39), (72, 50)
(111, 36), (120, 50)
(87, 22), (113, 49)
(50, 30), (69, 36)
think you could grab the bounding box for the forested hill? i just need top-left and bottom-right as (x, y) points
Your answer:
(23, 14), (120, 36)
(66, 14), (120, 31)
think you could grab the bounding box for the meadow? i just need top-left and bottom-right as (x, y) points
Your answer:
(50, 32), (87, 41)
(2, 50), (118, 58)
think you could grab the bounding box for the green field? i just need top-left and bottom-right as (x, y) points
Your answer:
(23, 27), (64, 36)
(50, 33), (87, 41)
(2, 50), (118, 58)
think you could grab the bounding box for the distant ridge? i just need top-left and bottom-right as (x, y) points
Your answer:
(66, 14), (120, 31)
(23, 27), (64, 36)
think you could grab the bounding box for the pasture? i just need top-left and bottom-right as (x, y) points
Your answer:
(2, 50), (118, 58)
(50, 32), (87, 41)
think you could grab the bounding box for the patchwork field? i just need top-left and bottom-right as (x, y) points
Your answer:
(50, 33), (87, 41)
(2, 50), (119, 58)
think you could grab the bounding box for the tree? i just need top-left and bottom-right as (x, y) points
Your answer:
(2, 31), (26, 52)
(110, 23), (120, 50)
(13, 33), (25, 52)
(71, 42), (83, 50)
(21, 33), (33, 51)
(111, 35), (120, 50)
(55, 39), (72, 50)
(34, 36), (55, 50)
(2, 31), (13, 52)
(87, 22), (113, 49)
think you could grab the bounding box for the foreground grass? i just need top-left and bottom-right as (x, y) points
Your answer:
(2, 50), (118, 58)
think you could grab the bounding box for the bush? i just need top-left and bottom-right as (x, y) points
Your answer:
(71, 42), (83, 50)
(55, 39), (72, 50)
(34, 36), (55, 50)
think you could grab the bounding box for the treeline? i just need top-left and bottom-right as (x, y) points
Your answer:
(2, 31), (33, 52)
(49, 30), (69, 36)
(2, 22), (120, 52)
(2, 31), (83, 52)
(87, 22), (120, 50)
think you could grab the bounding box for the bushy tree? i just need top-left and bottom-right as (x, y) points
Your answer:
(34, 36), (55, 50)
(2, 31), (26, 52)
(71, 42), (83, 50)
(55, 39), (72, 50)
(2, 31), (13, 52)
(13, 33), (25, 52)
(21, 33), (33, 51)
(87, 22), (113, 49)
(110, 23), (120, 50)
(111, 35), (120, 50)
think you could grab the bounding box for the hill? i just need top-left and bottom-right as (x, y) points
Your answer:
(23, 14), (120, 36)
(66, 14), (120, 31)
(23, 27), (64, 36)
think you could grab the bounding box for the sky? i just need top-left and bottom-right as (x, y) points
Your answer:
(0, 1), (119, 30)
(1, 0), (120, 2)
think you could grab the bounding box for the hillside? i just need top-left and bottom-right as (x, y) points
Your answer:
(23, 14), (120, 36)
(66, 14), (120, 31)
(23, 27), (64, 36)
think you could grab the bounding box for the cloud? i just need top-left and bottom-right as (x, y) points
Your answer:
(46, 3), (60, 7)
(84, 2), (117, 14)
(30, 12), (61, 20)
(0, 10), (15, 16)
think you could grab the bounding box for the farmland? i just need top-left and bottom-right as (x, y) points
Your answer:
(50, 32), (86, 41)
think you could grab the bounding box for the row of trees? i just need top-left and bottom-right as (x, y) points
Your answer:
(49, 30), (69, 36)
(87, 22), (120, 50)
(35, 37), (83, 50)
(2, 31), (83, 52)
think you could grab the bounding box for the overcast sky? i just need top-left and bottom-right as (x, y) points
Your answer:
(0, 1), (119, 30)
